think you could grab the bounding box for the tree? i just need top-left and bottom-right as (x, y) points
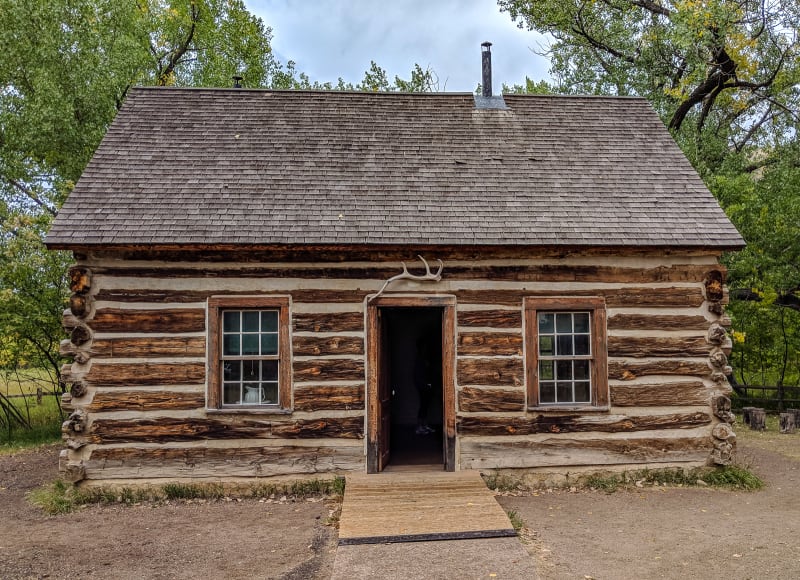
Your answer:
(499, 0), (800, 151)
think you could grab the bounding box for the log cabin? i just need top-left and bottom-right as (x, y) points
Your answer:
(46, 60), (744, 484)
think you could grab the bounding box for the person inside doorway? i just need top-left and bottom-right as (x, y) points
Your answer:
(414, 338), (435, 435)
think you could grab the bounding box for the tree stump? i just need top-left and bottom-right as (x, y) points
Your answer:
(789, 409), (800, 426)
(742, 407), (756, 425)
(780, 412), (796, 434)
(749, 408), (766, 431)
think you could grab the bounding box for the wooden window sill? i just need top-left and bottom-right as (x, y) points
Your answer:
(206, 407), (292, 416)
(527, 405), (610, 413)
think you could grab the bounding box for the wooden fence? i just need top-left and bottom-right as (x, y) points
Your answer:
(731, 385), (800, 411)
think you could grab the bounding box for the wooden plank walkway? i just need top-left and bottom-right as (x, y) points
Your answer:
(338, 470), (516, 545)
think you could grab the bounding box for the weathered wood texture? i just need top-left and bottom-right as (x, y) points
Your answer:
(457, 333), (523, 356)
(607, 314), (710, 331)
(610, 381), (710, 407)
(93, 286), (704, 307)
(292, 335), (364, 357)
(608, 360), (710, 381)
(460, 436), (710, 469)
(90, 416), (365, 443)
(458, 387), (525, 412)
(457, 412), (711, 436)
(457, 310), (522, 328)
(88, 390), (205, 412)
(293, 312), (364, 332)
(89, 308), (205, 333)
(294, 359), (365, 382)
(86, 363), (206, 387)
(607, 336), (710, 358)
(457, 358), (524, 387)
(85, 337), (205, 358)
(294, 385), (365, 412)
(92, 263), (712, 283)
(84, 444), (364, 478)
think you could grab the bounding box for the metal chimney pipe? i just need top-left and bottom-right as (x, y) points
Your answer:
(232, 75), (243, 88)
(481, 42), (492, 97)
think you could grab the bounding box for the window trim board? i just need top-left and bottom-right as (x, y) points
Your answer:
(524, 296), (609, 410)
(207, 295), (292, 411)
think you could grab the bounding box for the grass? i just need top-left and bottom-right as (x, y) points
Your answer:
(27, 477), (347, 515)
(505, 509), (525, 532)
(584, 465), (764, 493)
(0, 395), (62, 453)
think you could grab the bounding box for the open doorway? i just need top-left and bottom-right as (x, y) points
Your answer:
(382, 307), (443, 468)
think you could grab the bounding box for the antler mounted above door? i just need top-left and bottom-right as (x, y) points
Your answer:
(369, 255), (444, 302)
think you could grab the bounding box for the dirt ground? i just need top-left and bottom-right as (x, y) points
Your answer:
(1, 427), (798, 580)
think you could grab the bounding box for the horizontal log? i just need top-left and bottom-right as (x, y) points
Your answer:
(84, 444), (364, 479)
(92, 263), (713, 284)
(292, 335), (364, 357)
(87, 336), (206, 358)
(457, 357), (524, 387)
(607, 336), (710, 358)
(457, 411), (711, 437)
(610, 381), (710, 407)
(458, 387), (525, 412)
(457, 333), (523, 356)
(457, 310), (522, 328)
(69, 266), (91, 294)
(607, 314), (710, 331)
(293, 312), (364, 333)
(460, 436), (710, 469)
(90, 416), (364, 443)
(608, 360), (710, 381)
(94, 286), (705, 308)
(87, 390), (205, 412)
(457, 287), (705, 308)
(294, 359), (365, 382)
(294, 385), (365, 412)
(86, 362), (206, 387)
(90, 308), (205, 333)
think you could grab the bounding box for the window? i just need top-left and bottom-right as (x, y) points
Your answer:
(525, 297), (608, 409)
(208, 297), (290, 410)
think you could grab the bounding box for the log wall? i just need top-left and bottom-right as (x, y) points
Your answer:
(59, 250), (734, 483)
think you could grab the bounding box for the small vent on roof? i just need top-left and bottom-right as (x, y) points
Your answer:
(474, 42), (507, 110)
(232, 75), (243, 89)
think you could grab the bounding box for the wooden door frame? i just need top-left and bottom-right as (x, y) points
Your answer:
(366, 295), (456, 473)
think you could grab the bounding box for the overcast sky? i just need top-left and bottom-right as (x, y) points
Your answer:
(246, 0), (551, 91)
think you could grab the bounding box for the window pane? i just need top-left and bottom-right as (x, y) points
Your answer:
(540, 382), (555, 403)
(261, 311), (278, 332)
(223, 311), (240, 332)
(243, 383), (261, 403)
(556, 382), (572, 403)
(574, 381), (591, 402)
(261, 333), (278, 355)
(223, 361), (241, 381)
(223, 383), (241, 405)
(557, 335), (573, 356)
(242, 311), (260, 332)
(223, 334), (240, 356)
(539, 335), (554, 356)
(556, 313), (572, 333)
(574, 334), (590, 356)
(539, 360), (554, 380)
(261, 383), (278, 404)
(574, 360), (590, 380)
(538, 313), (554, 334)
(243, 360), (259, 381)
(574, 313), (590, 333)
(556, 360), (573, 380)
(242, 334), (259, 355)
(262, 360), (279, 381)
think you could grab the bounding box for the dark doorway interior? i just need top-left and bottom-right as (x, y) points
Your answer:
(382, 307), (444, 467)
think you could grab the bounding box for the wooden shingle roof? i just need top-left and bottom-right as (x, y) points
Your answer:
(46, 87), (744, 249)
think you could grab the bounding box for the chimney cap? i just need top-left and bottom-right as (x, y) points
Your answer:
(481, 41), (492, 49)
(232, 75), (243, 88)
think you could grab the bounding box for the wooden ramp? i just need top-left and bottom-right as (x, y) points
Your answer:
(338, 470), (516, 545)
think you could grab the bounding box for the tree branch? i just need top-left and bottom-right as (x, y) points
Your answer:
(7, 178), (57, 216)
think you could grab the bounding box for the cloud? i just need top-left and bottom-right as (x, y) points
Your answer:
(248, 0), (550, 90)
